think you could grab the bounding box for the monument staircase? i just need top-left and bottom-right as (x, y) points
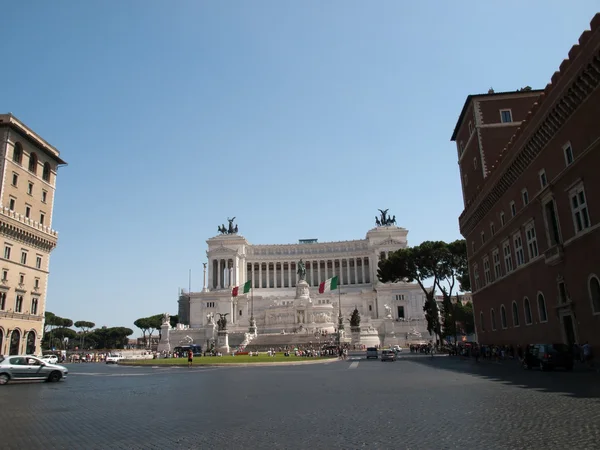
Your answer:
(244, 333), (337, 351)
(227, 332), (247, 348)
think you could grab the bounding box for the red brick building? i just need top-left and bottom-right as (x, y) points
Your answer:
(451, 13), (600, 350)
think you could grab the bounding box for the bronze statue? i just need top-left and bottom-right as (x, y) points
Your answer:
(297, 259), (306, 281)
(376, 209), (396, 226)
(375, 216), (381, 227)
(217, 313), (229, 331)
(217, 218), (239, 235)
(227, 217), (236, 234)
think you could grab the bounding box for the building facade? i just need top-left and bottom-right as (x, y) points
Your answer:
(0, 114), (67, 355)
(171, 215), (430, 349)
(451, 13), (600, 349)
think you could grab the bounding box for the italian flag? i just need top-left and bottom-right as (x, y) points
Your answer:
(232, 280), (251, 297)
(318, 276), (338, 294)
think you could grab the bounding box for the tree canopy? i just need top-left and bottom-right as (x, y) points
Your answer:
(378, 240), (469, 343)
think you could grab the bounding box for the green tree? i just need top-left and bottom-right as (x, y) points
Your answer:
(74, 321), (95, 350)
(378, 241), (448, 342)
(349, 308), (361, 328)
(169, 315), (179, 328)
(147, 314), (163, 341)
(134, 318), (150, 347)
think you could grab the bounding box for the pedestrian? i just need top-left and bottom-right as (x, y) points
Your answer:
(187, 349), (194, 368)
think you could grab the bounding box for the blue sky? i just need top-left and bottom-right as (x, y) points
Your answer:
(3, 1), (598, 333)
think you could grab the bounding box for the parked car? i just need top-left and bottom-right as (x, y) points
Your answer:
(366, 347), (378, 359)
(0, 355), (68, 385)
(392, 345), (403, 353)
(106, 354), (124, 364)
(522, 343), (573, 371)
(381, 349), (396, 362)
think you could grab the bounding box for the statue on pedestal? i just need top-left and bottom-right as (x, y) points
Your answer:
(162, 313), (170, 325)
(217, 313), (229, 331)
(297, 259), (306, 281)
(206, 312), (215, 326)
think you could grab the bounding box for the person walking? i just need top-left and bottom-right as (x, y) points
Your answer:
(187, 349), (194, 368)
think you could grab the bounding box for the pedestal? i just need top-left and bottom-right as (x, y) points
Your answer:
(157, 323), (171, 353)
(217, 330), (229, 354)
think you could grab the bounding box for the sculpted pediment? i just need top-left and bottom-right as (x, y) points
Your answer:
(208, 245), (237, 255)
(377, 238), (405, 246)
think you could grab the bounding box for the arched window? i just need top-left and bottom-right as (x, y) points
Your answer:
(491, 309), (497, 331)
(524, 297), (532, 324)
(479, 311), (485, 332)
(13, 142), (23, 164)
(9, 329), (21, 355)
(0, 328), (3, 355)
(589, 275), (600, 314)
(28, 152), (38, 174)
(500, 305), (507, 329)
(42, 162), (51, 182)
(537, 292), (548, 322)
(512, 301), (520, 326)
(26, 330), (36, 355)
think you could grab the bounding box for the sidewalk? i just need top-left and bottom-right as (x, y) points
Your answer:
(449, 354), (600, 374)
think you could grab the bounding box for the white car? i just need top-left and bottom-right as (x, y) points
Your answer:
(392, 345), (403, 353)
(41, 355), (59, 364)
(106, 354), (124, 364)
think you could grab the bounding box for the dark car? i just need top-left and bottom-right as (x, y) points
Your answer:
(522, 343), (573, 371)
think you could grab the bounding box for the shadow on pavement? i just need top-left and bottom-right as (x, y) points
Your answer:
(408, 355), (600, 399)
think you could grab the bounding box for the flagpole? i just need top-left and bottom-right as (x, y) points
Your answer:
(337, 276), (343, 347)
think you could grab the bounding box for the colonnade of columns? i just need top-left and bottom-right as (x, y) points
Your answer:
(246, 257), (371, 289)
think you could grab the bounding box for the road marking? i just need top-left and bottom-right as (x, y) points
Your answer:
(349, 362), (359, 369)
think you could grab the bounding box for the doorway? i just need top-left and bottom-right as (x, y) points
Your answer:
(397, 306), (405, 319)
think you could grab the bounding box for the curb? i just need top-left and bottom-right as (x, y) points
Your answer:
(118, 358), (338, 368)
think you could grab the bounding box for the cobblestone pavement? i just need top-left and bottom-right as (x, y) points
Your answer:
(1, 354), (599, 450)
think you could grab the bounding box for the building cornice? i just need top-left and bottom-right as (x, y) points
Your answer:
(0, 114), (67, 166)
(459, 15), (600, 236)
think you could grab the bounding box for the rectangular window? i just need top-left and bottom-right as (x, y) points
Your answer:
(34, 278), (39, 289)
(469, 121), (473, 134)
(500, 109), (513, 123)
(31, 298), (38, 315)
(25, 206), (31, 218)
(522, 189), (529, 206)
(15, 295), (23, 313)
(0, 292), (5, 310)
(473, 264), (480, 290)
(503, 241), (514, 273)
(395, 294), (405, 301)
(510, 201), (517, 217)
(2, 270), (7, 281)
(570, 185), (591, 234)
(481, 231), (486, 244)
(514, 233), (525, 266)
(42, 190), (47, 203)
(500, 211), (505, 226)
(21, 251), (27, 265)
(40, 213), (45, 225)
(544, 199), (561, 246)
(539, 169), (547, 188)
(525, 224), (539, 259)
(563, 142), (574, 166)
(19, 274), (24, 285)
(483, 257), (491, 284)
(492, 249), (502, 279)
(12, 173), (18, 186)
(490, 223), (495, 236)
(36, 256), (42, 269)
(9, 198), (15, 211)
(4, 246), (11, 260)
(27, 182), (33, 195)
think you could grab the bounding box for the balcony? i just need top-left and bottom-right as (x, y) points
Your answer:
(0, 310), (43, 321)
(0, 207), (58, 237)
(544, 244), (564, 266)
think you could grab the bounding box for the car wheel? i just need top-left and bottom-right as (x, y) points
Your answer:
(47, 371), (62, 383)
(0, 373), (9, 385)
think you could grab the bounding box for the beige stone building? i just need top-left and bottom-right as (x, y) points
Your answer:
(0, 114), (66, 355)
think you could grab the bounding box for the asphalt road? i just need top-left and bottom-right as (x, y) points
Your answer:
(1, 353), (599, 450)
